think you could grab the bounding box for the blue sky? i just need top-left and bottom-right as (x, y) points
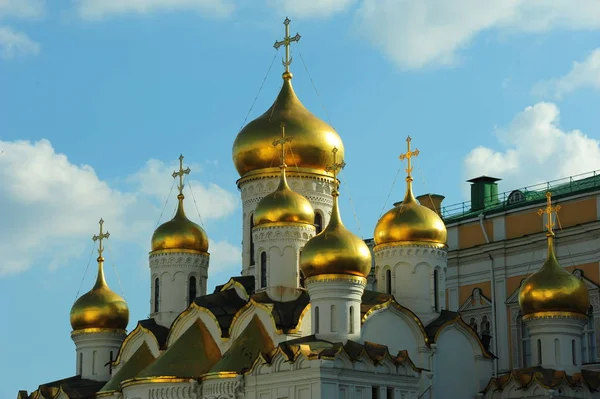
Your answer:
(2, 0), (600, 395)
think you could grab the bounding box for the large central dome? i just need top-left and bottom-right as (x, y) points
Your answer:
(233, 72), (344, 178)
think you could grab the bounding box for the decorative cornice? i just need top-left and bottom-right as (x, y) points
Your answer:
(71, 328), (126, 337)
(305, 274), (367, 285)
(522, 311), (588, 321)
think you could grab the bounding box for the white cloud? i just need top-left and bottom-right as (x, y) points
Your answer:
(0, 0), (45, 19)
(209, 239), (241, 277)
(0, 139), (239, 277)
(0, 26), (40, 59)
(275, 0), (600, 69)
(267, 0), (355, 18)
(464, 102), (600, 195)
(74, 0), (234, 20)
(533, 48), (600, 99)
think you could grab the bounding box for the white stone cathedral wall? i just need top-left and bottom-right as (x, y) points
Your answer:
(72, 330), (125, 382)
(149, 251), (209, 327)
(374, 244), (447, 323)
(253, 224), (315, 292)
(239, 174), (334, 276)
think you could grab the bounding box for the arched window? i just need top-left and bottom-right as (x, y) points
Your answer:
(78, 353), (83, 376)
(315, 212), (323, 234)
(109, 351), (114, 375)
(349, 306), (355, 334)
(555, 339), (560, 364)
(469, 317), (478, 333)
(385, 269), (392, 294)
(154, 277), (160, 313)
(260, 252), (267, 288)
(92, 351), (97, 375)
(573, 339), (578, 365)
(537, 339), (542, 365)
(433, 269), (440, 312)
(315, 306), (320, 333)
(481, 315), (491, 335)
(188, 276), (197, 306)
(299, 270), (306, 288)
(250, 215), (255, 266)
(520, 313), (532, 367)
(331, 305), (337, 332)
(582, 306), (596, 363)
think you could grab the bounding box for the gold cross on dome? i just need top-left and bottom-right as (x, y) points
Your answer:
(172, 154), (191, 196)
(272, 122), (292, 168)
(399, 136), (420, 178)
(325, 147), (346, 191)
(273, 17), (301, 73)
(92, 218), (110, 258)
(537, 192), (561, 235)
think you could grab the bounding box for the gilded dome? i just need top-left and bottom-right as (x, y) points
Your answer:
(519, 234), (589, 316)
(70, 258), (129, 331)
(232, 73), (344, 178)
(300, 191), (372, 279)
(374, 180), (447, 246)
(151, 194), (209, 253)
(254, 168), (314, 226)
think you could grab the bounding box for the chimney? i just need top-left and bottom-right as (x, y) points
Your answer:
(467, 176), (501, 212)
(416, 194), (445, 217)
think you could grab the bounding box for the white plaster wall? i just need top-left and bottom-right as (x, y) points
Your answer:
(71, 330), (126, 382)
(374, 244), (447, 323)
(434, 326), (486, 399)
(306, 277), (365, 342)
(123, 380), (199, 399)
(149, 251), (209, 328)
(239, 174), (335, 276)
(360, 308), (423, 367)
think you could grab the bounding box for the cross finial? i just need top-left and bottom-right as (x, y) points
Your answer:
(537, 192), (561, 235)
(172, 154), (191, 196)
(273, 17), (301, 73)
(325, 147), (346, 194)
(272, 122), (292, 169)
(92, 218), (110, 260)
(399, 136), (420, 180)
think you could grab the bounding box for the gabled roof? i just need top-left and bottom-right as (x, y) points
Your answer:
(97, 343), (155, 395)
(137, 318), (169, 348)
(251, 290), (310, 333)
(458, 287), (492, 312)
(214, 275), (255, 295)
(208, 314), (275, 375)
(482, 367), (600, 394)
(135, 319), (220, 380)
(26, 376), (105, 399)
(193, 289), (247, 337)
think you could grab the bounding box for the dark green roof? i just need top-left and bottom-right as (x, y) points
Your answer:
(99, 343), (155, 393)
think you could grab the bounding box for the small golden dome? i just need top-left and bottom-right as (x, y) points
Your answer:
(70, 258), (129, 331)
(519, 234), (589, 316)
(254, 168), (314, 226)
(374, 179), (447, 246)
(151, 194), (209, 253)
(300, 190), (372, 279)
(232, 73), (344, 178)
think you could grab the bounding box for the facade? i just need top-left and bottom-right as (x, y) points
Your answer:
(18, 18), (600, 399)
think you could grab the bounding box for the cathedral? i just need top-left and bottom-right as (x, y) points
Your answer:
(17, 19), (600, 399)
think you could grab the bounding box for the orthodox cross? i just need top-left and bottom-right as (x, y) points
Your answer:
(325, 147), (346, 192)
(172, 154), (191, 196)
(272, 122), (292, 168)
(399, 136), (420, 178)
(537, 192), (561, 235)
(273, 17), (301, 73)
(93, 218), (110, 259)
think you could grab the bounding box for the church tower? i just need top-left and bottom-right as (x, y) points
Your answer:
(232, 18), (343, 279)
(373, 137), (448, 324)
(149, 155), (210, 327)
(300, 148), (372, 343)
(70, 219), (129, 382)
(252, 123), (316, 301)
(518, 192), (590, 373)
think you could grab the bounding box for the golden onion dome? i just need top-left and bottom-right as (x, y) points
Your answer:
(374, 177), (447, 246)
(151, 194), (209, 253)
(300, 189), (372, 279)
(254, 167), (314, 226)
(232, 72), (344, 178)
(519, 233), (589, 316)
(70, 257), (129, 331)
